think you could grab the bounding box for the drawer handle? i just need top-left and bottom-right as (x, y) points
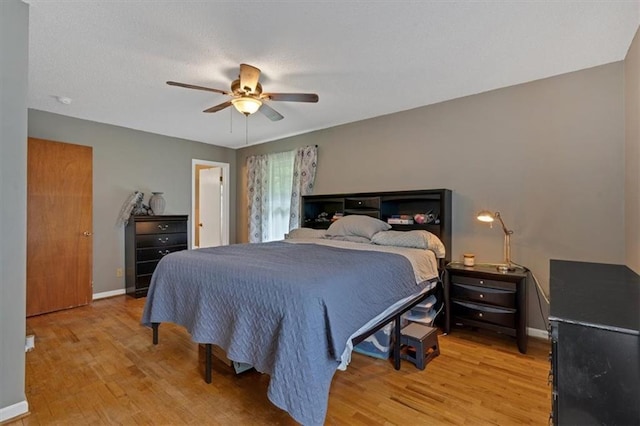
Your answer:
(158, 250), (170, 256)
(158, 237), (169, 243)
(479, 280), (484, 284)
(478, 312), (483, 318)
(479, 294), (484, 298)
(157, 224), (169, 230)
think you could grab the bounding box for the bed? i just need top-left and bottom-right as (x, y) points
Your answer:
(141, 190), (452, 425)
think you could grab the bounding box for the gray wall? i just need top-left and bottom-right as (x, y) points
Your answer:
(236, 63), (627, 331)
(0, 0), (29, 418)
(28, 110), (237, 294)
(625, 28), (639, 274)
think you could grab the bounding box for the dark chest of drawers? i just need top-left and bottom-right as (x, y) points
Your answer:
(549, 260), (639, 425)
(125, 215), (188, 298)
(445, 264), (528, 353)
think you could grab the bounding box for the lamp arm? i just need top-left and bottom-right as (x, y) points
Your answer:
(495, 212), (513, 236)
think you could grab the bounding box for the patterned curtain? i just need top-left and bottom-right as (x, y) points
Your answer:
(247, 145), (318, 242)
(289, 145), (318, 230)
(247, 154), (269, 243)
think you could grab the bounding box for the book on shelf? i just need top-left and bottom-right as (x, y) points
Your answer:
(387, 218), (414, 224)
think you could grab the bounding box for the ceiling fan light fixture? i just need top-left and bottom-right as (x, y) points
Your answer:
(231, 96), (262, 115)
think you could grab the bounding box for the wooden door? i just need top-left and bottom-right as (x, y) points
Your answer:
(27, 138), (93, 316)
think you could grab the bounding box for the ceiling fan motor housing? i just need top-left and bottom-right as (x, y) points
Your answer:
(231, 79), (262, 97)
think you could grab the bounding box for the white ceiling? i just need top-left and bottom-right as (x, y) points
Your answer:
(26, 1), (639, 149)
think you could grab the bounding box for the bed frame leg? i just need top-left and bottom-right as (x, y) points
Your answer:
(393, 315), (401, 370)
(205, 343), (212, 384)
(152, 323), (159, 345)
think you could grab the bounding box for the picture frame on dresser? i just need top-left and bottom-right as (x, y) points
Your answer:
(125, 215), (189, 298)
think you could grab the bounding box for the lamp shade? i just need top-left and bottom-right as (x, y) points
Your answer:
(476, 210), (495, 222)
(232, 96), (262, 115)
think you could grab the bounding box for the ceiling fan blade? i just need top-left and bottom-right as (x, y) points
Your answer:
(167, 81), (230, 96)
(203, 101), (232, 113)
(259, 103), (284, 121)
(262, 93), (319, 103)
(239, 64), (261, 94)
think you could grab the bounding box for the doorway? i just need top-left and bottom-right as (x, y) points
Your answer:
(192, 159), (230, 249)
(27, 138), (93, 316)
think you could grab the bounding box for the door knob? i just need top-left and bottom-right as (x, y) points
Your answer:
(83, 231), (93, 236)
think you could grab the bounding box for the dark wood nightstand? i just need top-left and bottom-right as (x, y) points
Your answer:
(445, 263), (528, 353)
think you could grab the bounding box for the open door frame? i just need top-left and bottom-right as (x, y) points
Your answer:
(191, 159), (230, 249)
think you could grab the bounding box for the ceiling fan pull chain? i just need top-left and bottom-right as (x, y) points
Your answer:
(245, 115), (249, 144)
(230, 106), (233, 133)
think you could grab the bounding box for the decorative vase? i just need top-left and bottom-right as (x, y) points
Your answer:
(149, 192), (166, 215)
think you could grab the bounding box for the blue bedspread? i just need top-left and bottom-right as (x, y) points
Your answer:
(141, 241), (423, 425)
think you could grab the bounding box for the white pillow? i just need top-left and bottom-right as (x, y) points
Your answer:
(371, 230), (446, 258)
(285, 228), (327, 240)
(326, 215), (391, 240)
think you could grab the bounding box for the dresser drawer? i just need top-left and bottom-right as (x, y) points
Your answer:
(136, 220), (187, 235)
(136, 232), (187, 248)
(451, 282), (516, 308)
(344, 197), (380, 210)
(136, 245), (187, 262)
(452, 300), (516, 329)
(136, 260), (159, 276)
(136, 274), (153, 288)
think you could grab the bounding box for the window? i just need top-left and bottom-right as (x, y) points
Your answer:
(264, 150), (295, 241)
(247, 146), (317, 243)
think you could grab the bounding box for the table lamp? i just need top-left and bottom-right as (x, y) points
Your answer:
(477, 210), (514, 272)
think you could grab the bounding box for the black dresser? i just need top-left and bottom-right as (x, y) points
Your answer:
(125, 215), (188, 298)
(549, 260), (639, 425)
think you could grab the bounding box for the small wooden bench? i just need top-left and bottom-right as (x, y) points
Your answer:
(400, 323), (440, 370)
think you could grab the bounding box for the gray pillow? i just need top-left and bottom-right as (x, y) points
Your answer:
(326, 215), (391, 240)
(324, 234), (372, 244)
(371, 230), (446, 258)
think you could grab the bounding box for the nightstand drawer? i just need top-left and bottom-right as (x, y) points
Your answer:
(453, 300), (516, 329)
(451, 275), (515, 291)
(451, 283), (516, 308)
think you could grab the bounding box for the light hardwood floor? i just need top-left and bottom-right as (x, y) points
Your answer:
(7, 296), (551, 425)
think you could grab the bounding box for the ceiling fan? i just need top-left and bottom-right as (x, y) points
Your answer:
(167, 63), (319, 121)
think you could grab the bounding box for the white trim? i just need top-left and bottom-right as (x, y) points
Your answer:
(93, 289), (126, 300)
(191, 159), (230, 249)
(0, 400), (29, 422)
(527, 327), (549, 339)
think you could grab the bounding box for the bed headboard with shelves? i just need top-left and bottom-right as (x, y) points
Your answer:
(302, 189), (452, 265)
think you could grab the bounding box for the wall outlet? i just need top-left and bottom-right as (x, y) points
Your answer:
(25, 335), (35, 352)
(116, 268), (123, 278)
